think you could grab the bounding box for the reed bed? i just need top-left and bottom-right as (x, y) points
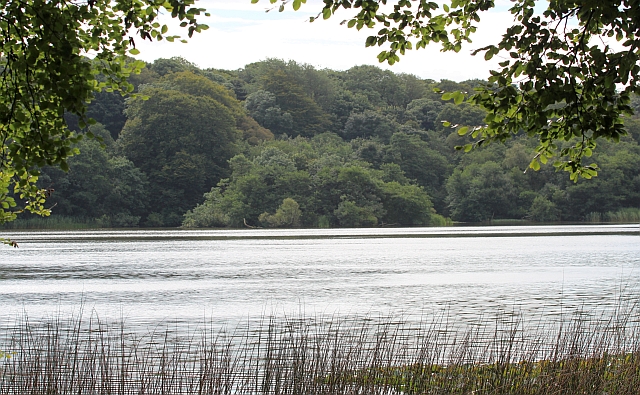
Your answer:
(1, 304), (639, 395)
(586, 208), (640, 223)
(0, 216), (101, 230)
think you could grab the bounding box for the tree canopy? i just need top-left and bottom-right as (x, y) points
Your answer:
(269, 0), (640, 180)
(118, 71), (245, 226)
(4, 58), (640, 230)
(0, 0), (209, 234)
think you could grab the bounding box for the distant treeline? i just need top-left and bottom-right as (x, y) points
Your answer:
(10, 57), (640, 228)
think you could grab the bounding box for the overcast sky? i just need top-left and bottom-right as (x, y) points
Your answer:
(133, 0), (521, 82)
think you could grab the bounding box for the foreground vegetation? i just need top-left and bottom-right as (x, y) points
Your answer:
(4, 57), (639, 229)
(1, 304), (639, 394)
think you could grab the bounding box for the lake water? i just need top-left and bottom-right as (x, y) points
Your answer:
(1, 224), (639, 330)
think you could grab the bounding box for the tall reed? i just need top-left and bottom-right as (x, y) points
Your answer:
(0, 216), (101, 230)
(1, 303), (639, 395)
(604, 208), (640, 223)
(586, 208), (640, 223)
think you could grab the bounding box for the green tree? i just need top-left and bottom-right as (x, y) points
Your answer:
(334, 199), (379, 227)
(446, 161), (517, 222)
(157, 71), (273, 144)
(380, 182), (434, 226)
(277, 0), (640, 179)
(341, 65), (405, 108)
(397, 73), (428, 106)
(119, 77), (242, 226)
(329, 89), (375, 131)
(527, 195), (559, 222)
(353, 139), (387, 169)
(337, 166), (384, 209)
(241, 59), (337, 111)
(188, 146), (315, 227)
(244, 90), (294, 135)
(0, 0), (208, 233)
(183, 134), (444, 229)
(563, 142), (640, 220)
(66, 89), (128, 139)
(182, 187), (237, 228)
(259, 198), (302, 227)
(342, 110), (396, 142)
(436, 103), (486, 132)
(387, 132), (452, 213)
(404, 99), (443, 131)
(261, 69), (331, 137)
(150, 56), (198, 77)
(40, 127), (149, 225)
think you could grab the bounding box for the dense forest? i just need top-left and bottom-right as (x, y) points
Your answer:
(11, 57), (640, 228)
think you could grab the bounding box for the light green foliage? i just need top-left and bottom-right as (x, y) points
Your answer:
(341, 65), (406, 108)
(259, 198), (302, 227)
(334, 199), (379, 227)
(380, 182), (434, 226)
(241, 59), (337, 111)
(268, 0), (640, 180)
(527, 195), (559, 222)
(182, 188), (234, 228)
(183, 135), (436, 228)
(150, 57), (199, 77)
(603, 208), (640, 223)
(0, 0), (208, 235)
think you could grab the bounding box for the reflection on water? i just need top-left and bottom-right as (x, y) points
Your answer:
(1, 225), (639, 329)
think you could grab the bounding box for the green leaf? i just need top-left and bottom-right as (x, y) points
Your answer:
(457, 126), (469, 136)
(453, 91), (464, 105)
(529, 159), (540, 171)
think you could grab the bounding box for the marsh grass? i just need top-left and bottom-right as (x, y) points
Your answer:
(0, 215), (101, 230)
(1, 303), (639, 395)
(603, 208), (640, 223)
(586, 208), (640, 223)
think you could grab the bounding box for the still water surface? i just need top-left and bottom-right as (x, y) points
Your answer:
(1, 225), (639, 329)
